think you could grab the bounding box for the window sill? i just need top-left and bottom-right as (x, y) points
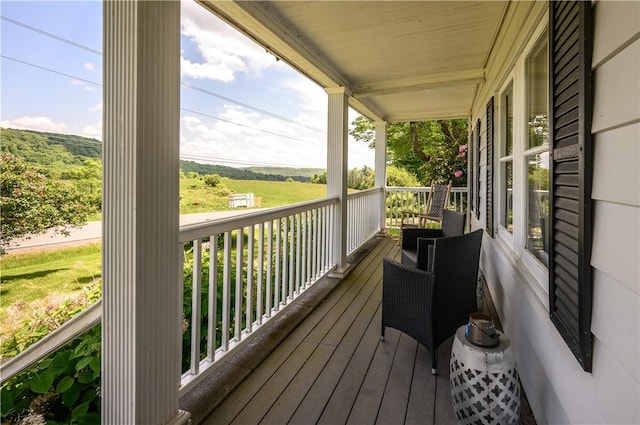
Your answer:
(494, 231), (550, 311)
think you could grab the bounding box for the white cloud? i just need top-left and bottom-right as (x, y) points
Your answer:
(0, 116), (67, 133)
(71, 79), (97, 93)
(88, 103), (102, 113)
(180, 0), (282, 82)
(81, 121), (102, 140)
(180, 108), (328, 169)
(85, 62), (97, 72)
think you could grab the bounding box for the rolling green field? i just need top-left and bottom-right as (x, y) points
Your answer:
(180, 177), (328, 213)
(1, 179), (329, 335)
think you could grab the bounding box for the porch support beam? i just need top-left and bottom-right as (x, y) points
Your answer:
(326, 87), (351, 277)
(375, 122), (387, 232)
(102, 2), (188, 424)
(351, 69), (486, 98)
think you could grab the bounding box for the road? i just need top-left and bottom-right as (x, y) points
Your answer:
(5, 209), (265, 254)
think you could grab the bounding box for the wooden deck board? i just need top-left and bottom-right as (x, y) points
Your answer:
(204, 236), (459, 425)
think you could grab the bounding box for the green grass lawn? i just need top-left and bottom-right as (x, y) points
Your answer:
(180, 177), (328, 213)
(0, 243), (102, 334)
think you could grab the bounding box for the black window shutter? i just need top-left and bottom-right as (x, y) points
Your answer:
(549, 0), (593, 372)
(475, 119), (481, 220)
(486, 97), (494, 237)
(469, 129), (475, 214)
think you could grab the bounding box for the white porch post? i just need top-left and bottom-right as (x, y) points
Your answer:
(102, 2), (188, 424)
(326, 87), (351, 277)
(374, 121), (387, 232)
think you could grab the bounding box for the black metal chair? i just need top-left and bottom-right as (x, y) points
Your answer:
(401, 209), (466, 270)
(382, 229), (483, 374)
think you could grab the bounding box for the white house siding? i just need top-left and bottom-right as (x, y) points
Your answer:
(472, 1), (640, 424)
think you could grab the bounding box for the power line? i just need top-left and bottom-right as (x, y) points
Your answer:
(1, 55), (101, 87)
(182, 82), (324, 134)
(181, 107), (312, 143)
(179, 153), (316, 169)
(1, 16), (102, 56)
(2, 14), (324, 134)
(2, 16), (372, 167)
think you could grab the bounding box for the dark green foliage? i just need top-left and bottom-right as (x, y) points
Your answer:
(0, 128), (101, 164)
(1, 154), (97, 250)
(0, 325), (101, 424)
(350, 116), (468, 186)
(180, 160), (309, 182)
(204, 174), (222, 187)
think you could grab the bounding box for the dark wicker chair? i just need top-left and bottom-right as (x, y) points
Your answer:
(401, 209), (466, 270)
(382, 229), (483, 374)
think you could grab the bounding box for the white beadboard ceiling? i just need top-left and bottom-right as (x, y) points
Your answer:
(199, 1), (508, 122)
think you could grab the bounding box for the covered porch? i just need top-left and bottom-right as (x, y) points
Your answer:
(5, 0), (637, 423)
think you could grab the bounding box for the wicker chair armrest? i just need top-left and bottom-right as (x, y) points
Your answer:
(416, 237), (436, 271)
(401, 228), (444, 249)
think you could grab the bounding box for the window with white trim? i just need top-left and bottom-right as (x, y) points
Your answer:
(499, 82), (514, 235)
(496, 24), (549, 283)
(524, 34), (550, 266)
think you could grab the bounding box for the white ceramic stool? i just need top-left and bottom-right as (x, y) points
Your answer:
(449, 326), (520, 425)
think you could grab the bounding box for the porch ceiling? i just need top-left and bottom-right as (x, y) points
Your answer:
(198, 0), (508, 122)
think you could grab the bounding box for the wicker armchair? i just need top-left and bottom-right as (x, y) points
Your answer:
(401, 209), (466, 270)
(382, 229), (483, 374)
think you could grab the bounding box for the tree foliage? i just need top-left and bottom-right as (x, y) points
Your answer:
(0, 154), (96, 250)
(350, 116), (468, 186)
(386, 165), (420, 187)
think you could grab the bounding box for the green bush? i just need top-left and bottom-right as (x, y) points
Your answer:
(1, 325), (101, 424)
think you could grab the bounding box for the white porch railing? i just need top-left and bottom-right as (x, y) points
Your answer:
(346, 188), (384, 254)
(385, 186), (468, 230)
(0, 186), (466, 401)
(178, 197), (338, 393)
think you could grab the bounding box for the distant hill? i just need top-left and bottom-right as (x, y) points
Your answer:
(1, 127), (311, 182)
(245, 167), (325, 179)
(1, 128), (100, 166)
(181, 160), (309, 182)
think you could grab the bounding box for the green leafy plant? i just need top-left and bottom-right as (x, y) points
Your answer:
(1, 325), (101, 424)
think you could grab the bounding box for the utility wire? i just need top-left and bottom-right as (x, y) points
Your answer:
(181, 82), (324, 134)
(2, 14), (324, 134)
(179, 153), (307, 169)
(1, 55), (101, 87)
(181, 107), (312, 144)
(2, 17), (372, 167)
(1, 16), (101, 55)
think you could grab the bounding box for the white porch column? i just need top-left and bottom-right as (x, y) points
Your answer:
(326, 87), (351, 277)
(102, 2), (188, 424)
(374, 121), (387, 231)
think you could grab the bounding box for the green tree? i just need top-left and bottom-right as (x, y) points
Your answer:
(347, 166), (374, 190)
(61, 159), (102, 211)
(0, 154), (96, 251)
(386, 165), (420, 187)
(204, 174), (222, 187)
(350, 116), (468, 186)
(310, 172), (327, 185)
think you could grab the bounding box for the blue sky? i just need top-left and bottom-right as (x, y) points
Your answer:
(0, 1), (374, 169)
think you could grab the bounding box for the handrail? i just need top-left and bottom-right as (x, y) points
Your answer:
(180, 197), (338, 243)
(0, 300), (102, 383)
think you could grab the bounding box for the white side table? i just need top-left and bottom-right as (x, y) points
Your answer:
(449, 326), (520, 425)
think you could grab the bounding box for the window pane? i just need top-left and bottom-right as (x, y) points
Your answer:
(527, 36), (549, 149)
(503, 160), (513, 233)
(526, 152), (549, 265)
(504, 83), (514, 156)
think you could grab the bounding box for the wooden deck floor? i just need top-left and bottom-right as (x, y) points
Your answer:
(203, 236), (458, 425)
